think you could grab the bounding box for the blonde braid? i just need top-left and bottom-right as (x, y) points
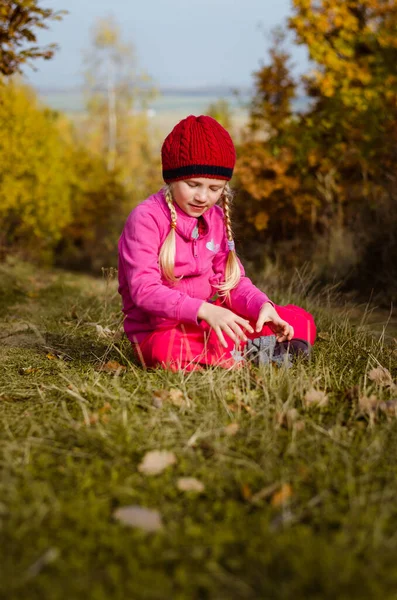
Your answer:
(217, 183), (241, 296)
(159, 186), (180, 282)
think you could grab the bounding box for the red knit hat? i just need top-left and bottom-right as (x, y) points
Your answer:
(161, 115), (236, 183)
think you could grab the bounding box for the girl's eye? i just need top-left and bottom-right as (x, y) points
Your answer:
(187, 182), (198, 187)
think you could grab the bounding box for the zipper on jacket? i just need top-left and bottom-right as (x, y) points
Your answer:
(192, 224), (199, 258)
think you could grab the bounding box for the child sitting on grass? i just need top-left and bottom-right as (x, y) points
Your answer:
(118, 115), (316, 371)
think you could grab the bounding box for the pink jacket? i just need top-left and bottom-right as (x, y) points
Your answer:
(118, 189), (272, 343)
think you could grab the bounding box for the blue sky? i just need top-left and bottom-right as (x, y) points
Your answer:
(26, 0), (309, 90)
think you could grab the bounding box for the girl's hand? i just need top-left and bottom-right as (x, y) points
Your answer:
(256, 302), (294, 343)
(198, 302), (254, 348)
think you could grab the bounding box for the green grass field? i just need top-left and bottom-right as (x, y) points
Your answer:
(1, 257), (397, 599)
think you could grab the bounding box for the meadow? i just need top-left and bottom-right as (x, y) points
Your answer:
(1, 257), (397, 599)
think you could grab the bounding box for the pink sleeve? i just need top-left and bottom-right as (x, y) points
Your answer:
(119, 208), (204, 323)
(212, 236), (273, 320)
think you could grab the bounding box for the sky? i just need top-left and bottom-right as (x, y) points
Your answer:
(26, 0), (309, 90)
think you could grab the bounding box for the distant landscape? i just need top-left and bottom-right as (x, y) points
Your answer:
(35, 86), (310, 137)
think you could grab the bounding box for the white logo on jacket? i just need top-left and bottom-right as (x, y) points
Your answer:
(206, 239), (220, 253)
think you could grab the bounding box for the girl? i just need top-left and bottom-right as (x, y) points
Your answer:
(118, 115), (316, 371)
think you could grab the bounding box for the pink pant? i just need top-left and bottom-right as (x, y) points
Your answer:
(133, 304), (316, 372)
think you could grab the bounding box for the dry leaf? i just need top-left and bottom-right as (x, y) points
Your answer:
(95, 324), (115, 339)
(368, 367), (394, 387)
(318, 331), (330, 340)
(177, 477), (205, 493)
(138, 450), (177, 476)
(223, 423), (239, 436)
(241, 483), (252, 501)
(271, 483), (293, 507)
(251, 482), (280, 504)
(359, 394), (378, 413)
(152, 389), (168, 408)
(242, 403), (256, 414)
(20, 367), (40, 375)
(304, 388), (329, 408)
(46, 353), (57, 360)
(168, 388), (187, 407)
(379, 399), (397, 417)
(277, 408), (299, 429)
(293, 420), (306, 432)
(97, 360), (127, 374)
(113, 505), (163, 532)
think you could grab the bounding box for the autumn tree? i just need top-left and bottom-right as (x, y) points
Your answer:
(236, 1), (397, 295)
(236, 31), (317, 242)
(56, 16), (161, 271)
(83, 16), (156, 175)
(0, 79), (72, 259)
(0, 0), (65, 76)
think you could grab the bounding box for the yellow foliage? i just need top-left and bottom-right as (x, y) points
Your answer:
(0, 78), (72, 249)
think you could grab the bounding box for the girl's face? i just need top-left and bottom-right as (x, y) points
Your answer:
(171, 178), (226, 217)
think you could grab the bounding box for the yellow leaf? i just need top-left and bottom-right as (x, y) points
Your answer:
(97, 360), (127, 373)
(241, 483), (252, 501)
(304, 388), (329, 408)
(168, 388), (187, 407)
(271, 483), (293, 507)
(223, 423), (240, 436)
(254, 211), (269, 231)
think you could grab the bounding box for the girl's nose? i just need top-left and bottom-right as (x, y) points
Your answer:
(194, 189), (208, 202)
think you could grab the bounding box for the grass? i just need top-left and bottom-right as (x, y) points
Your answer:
(1, 256), (397, 599)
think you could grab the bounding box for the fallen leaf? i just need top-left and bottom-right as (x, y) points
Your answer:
(345, 386), (360, 402)
(168, 388), (187, 407)
(368, 367), (394, 387)
(46, 353), (57, 360)
(271, 483), (293, 507)
(304, 388), (329, 408)
(318, 331), (330, 340)
(20, 367), (41, 375)
(223, 422), (239, 436)
(97, 360), (127, 374)
(113, 505), (163, 532)
(177, 477), (205, 493)
(277, 408), (299, 429)
(138, 450), (177, 476)
(152, 389), (168, 408)
(359, 394), (378, 413)
(251, 482), (280, 504)
(95, 324), (115, 339)
(293, 420), (306, 432)
(241, 483), (252, 501)
(379, 399), (397, 417)
(242, 403), (256, 414)
(89, 413), (99, 425)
